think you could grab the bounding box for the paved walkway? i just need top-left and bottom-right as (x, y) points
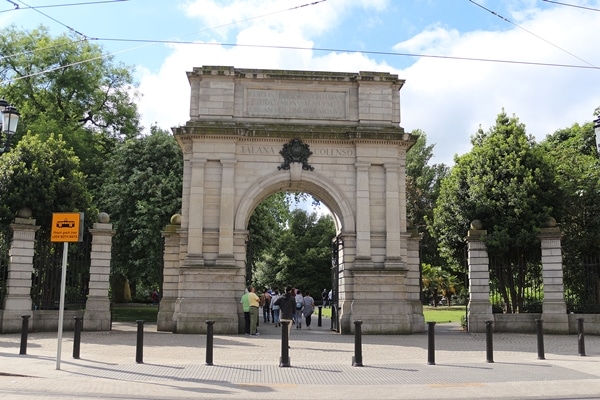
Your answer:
(1, 317), (599, 400)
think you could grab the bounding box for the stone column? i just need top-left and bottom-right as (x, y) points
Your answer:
(84, 213), (115, 331)
(2, 212), (40, 333)
(157, 215), (181, 332)
(406, 229), (425, 332)
(538, 221), (568, 333)
(216, 159), (236, 265)
(384, 163), (402, 267)
(186, 158), (206, 265)
(354, 162), (372, 267)
(466, 221), (494, 333)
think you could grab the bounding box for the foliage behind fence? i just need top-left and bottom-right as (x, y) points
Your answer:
(31, 229), (91, 310)
(489, 247), (543, 313)
(0, 225), (11, 308)
(564, 255), (600, 313)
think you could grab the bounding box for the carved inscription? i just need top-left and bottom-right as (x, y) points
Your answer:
(246, 90), (347, 119)
(240, 145), (354, 157)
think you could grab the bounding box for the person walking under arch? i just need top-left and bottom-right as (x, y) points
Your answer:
(275, 286), (295, 346)
(248, 286), (260, 336)
(303, 291), (315, 329)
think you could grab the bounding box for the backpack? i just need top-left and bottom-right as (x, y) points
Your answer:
(296, 301), (303, 310)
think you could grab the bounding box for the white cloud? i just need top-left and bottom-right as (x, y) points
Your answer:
(135, 0), (600, 166)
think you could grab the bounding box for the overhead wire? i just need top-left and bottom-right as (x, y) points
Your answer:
(467, 0), (598, 68)
(10, 0), (88, 38)
(0, 0), (129, 13)
(2, 0), (599, 86)
(541, 0), (600, 12)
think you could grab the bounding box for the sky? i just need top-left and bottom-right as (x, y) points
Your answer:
(2, 0), (600, 167)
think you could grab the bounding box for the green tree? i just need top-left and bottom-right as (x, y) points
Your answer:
(96, 127), (182, 298)
(539, 117), (600, 310)
(406, 130), (449, 281)
(0, 133), (92, 229)
(432, 110), (556, 312)
(0, 25), (141, 194)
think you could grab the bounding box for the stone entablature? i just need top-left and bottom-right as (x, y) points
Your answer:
(168, 66), (423, 335)
(186, 66), (404, 127)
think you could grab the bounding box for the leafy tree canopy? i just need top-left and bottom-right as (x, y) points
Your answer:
(432, 110), (556, 265)
(96, 126), (182, 289)
(0, 133), (92, 229)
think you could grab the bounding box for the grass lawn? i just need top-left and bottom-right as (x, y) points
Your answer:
(111, 304), (159, 322)
(110, 304), (466, 325)
(423, 305), (466, 323)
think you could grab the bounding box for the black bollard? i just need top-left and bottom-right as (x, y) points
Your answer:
(317, 305), (322, 327)
(352, 320), (364, 367)
(535, 319), (545, 360)
(485, 320), (494, 363)
(577, 318), (586, 356)
(206, 320), (215, 366)
(280, 320), (291, 367)
(427, 321), (436, 365)
(330, 305), (336, 331)
(19, 315), (31, 355)
(136, 320), (144, 364)
(73, 316), (83, 359)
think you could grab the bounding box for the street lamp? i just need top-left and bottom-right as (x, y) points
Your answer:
(0, 99), (20, 155)
(595, 114), (600, 158)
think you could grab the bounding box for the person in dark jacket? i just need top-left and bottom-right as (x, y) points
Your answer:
(275, 286), (296, 344)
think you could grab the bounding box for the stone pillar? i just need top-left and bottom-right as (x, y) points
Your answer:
(538, 222), (569, 333)
(406, 229), (425, 332)
(384, 163), (402, 267)
(466, 221), (494, 333)
(2, 213), (40, 333)
(354, 162), (372, 267)
(83, 213), (115, 331)
(157, 215), (181, 332)
(216, 159), (236, 265)
(186, 158), (206, 265)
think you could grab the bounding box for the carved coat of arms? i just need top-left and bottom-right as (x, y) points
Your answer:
(278, 138), (314, 171)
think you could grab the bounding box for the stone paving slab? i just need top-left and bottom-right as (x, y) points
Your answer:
(1, 321), (600, 400)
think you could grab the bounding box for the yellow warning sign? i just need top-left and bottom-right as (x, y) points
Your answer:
(51, 213), (83, 242)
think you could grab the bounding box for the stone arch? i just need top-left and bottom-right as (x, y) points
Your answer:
(157, 66), (425, 335)
(234, 169), (355, 235)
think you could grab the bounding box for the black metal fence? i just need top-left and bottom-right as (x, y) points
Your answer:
(489, 248), (543, 314)
(0, 225), (11, 308)
(30, 229), (91, 310)
(564, 255), (600, 313)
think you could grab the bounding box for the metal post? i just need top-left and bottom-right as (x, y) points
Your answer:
(73, 316), (83, 359)
(136, 320), (144, 363)
(486, 320), (494, 363)
(317, 305), (322, 327)
(577, 318), (586, 356)
(206, 320), (215, 366)
(279, 320), (291, 367)
(330, 305), (336, 330)
(427, 321), (436, 365)
(535, 319), (545, 360)
(352, 320), (364, 367)
(19, 315), (31, 355)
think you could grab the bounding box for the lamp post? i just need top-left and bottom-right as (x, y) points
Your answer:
(594, 114), (600, 157)
(0, 99), (20, 155)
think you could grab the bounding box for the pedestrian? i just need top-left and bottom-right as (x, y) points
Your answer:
(303, 291), (315, 329)
(321, 288), (328, 307)
(259, 288), (271, 323)
(274, 286), (296, 346)
(248, 285), (260, 336)
(271, 288), (281, 327)
(294, 289), (304, 329)
(240, 288), (250, 335)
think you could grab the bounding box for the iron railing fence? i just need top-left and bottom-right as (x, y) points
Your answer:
(489, 248), (543, 313)
(0, 225), (12, 308)
(564, 255), (600, 313)
(31, 229), (91, 310)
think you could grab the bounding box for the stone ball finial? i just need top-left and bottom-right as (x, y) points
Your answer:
(170, 214), (182, 225)
(17, 207), (33, 218)
(98, 212), (110, 223)
(470, 219), (484, 230)
(545, 216), (557, 227)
